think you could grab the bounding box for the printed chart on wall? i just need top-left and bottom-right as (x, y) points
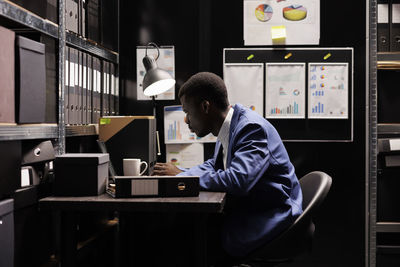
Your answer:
(243, 0), (320, 45)
(164, 106), (217, 144)
(265, 63), (305, 118)
(166, 143), (204, 169)
(223, 63), (264, 116)
(308, 63), (349, 119)
(136, 46), (175, 100)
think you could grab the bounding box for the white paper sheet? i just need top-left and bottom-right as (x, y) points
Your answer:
(308, 63), (349, 119)
(136, 46), (175, 100)
(164, 105), (217, 144)
(166, 143), (204, 169)
(265, 63), (306, 118)
(223, 63), (264, 116)
(243, 0), (320, 45)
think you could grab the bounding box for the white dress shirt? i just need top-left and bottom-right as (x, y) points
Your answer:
(217, 107), (234, 169)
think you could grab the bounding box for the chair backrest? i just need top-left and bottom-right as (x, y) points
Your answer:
(248, 171), (332, 260)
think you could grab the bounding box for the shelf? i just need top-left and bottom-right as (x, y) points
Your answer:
(0, 0), (58, 38)
(66, 32), (119, 64)
(65, 124), (98, 137)
(378, 52), (400, 69)
(378, 124), (400, 135)
(377, 245), (400, 254)
(376, 222), (400, 233)
(0, 124), (58, 141)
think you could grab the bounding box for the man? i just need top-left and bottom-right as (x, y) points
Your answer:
(154, 72), (303, 259)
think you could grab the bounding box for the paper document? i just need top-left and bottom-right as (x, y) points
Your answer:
(224, 63), (264, 116)
(166, 143), (204, 169)
(164, 105), (217, 143)
(265, 63), (306, 119)
(243, 0), (320, 45)
(308, 63), (349, 119)
(136, 46), (175, 100)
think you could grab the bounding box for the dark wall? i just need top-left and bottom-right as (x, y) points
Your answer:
(120, 1), (366, 266)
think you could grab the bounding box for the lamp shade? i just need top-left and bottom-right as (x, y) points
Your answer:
(142, 54), (175, 96)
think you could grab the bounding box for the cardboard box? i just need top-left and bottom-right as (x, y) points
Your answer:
(15, 36), (46, 123)
(99, 116), (157, 176)
(55, 153), (109, 196)
(0, 26), (15, 123)
(0, 199), (14, 267)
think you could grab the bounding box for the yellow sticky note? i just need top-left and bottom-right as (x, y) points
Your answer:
(100, 118), (111, 125)
(271, 25), (286, 42)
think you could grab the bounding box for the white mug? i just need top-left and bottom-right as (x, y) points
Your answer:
(123, 158), (148, 176)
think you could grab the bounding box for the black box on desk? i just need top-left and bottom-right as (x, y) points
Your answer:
(99, 116), (157, 176)
(0, 141), (21, 200)
(15, 36), (46, 123)
(109, 176), (199, 198)
(0, 199), (14, 267)
(55, 153), (109, 196)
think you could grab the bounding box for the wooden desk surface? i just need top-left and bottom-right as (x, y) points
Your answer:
(39, 191), (226, 213)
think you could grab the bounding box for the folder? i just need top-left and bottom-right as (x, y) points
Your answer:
(66, 0), (78, 34)
(378, 0), (390, 52)
(94, 57), (101, 123)
(42, 35), (57, 123)
(391, 0), (400, 51)
(87, 0), (99, 43)
(82, 52), (88, 124)
(68, 47), (75, 125)
(81, 0), (87, 37)
(115, 66), (119, 115)
(65, 47), (69, 125)
(102, 60), (108, 116)
(78, 50), (83, 124)
(87, 55), (93, 124)
(0, 26), (15, 123)
(110, 63), (115, 115)
(72, 48), (79, 124)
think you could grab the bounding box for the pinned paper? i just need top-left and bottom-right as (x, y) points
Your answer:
(271, 25), (286, 43)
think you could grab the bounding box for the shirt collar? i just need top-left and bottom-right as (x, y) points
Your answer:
(217, 107), (234, 149)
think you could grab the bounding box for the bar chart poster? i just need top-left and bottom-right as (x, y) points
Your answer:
(308, 63), (348, 119)
(164, 105), (217, 144)
(265, 63), (306, 119)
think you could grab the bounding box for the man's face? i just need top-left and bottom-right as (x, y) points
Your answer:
(180, 95), (211, 137)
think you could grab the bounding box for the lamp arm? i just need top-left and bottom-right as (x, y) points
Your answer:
(145, 42), (160, 60)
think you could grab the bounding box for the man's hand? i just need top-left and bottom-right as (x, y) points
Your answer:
(152, 163), (183, 176)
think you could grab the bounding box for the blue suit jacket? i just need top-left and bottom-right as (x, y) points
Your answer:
(178, 104), (303, 257)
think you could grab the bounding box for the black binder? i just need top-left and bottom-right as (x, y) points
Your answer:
(391, 0), (400, 51)
(378, 0), (390, 52)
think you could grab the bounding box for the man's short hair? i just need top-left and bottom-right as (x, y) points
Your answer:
(178, 72), (229, 110)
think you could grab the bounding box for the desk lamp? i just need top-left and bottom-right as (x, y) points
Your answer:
(142, 42), (175, 156)
(142, 42), (175, 98)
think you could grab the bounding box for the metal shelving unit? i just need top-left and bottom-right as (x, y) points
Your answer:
(0, 0), (58, 38)
(0, 124), (58, 141)
(367, 0), (378, 266)
(368, 1), (400, 266)
(0, 0), (119, 150)
(66, 31), (118, 64)
(66, 125), (97, 137)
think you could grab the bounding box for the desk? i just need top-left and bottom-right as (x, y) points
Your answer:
(39, 192), (226, 267)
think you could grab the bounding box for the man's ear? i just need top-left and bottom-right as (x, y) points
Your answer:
(201, 100), (210, 114)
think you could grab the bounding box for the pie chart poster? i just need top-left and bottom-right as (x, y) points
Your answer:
(243, 0), (320, 45)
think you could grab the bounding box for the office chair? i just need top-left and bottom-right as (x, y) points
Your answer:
(237, 171), (332, 267)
